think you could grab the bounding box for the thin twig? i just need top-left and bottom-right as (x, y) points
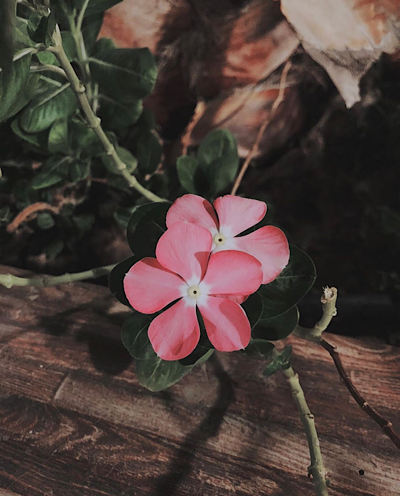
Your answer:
(49, 27), (165, 203)
(230, 60), (292, 195)
(320, 338), (400, 450)
(7, 202), (59, 233)
(281, 362), (329, 496)
(0, 264), (116, 289)
(293, 287), (400, 450)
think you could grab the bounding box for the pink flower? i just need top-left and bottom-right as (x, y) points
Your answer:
(124, 221), (263, 361)
(166, 194), (290, 285)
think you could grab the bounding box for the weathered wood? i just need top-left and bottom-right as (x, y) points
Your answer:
(0, 265), (399, 495)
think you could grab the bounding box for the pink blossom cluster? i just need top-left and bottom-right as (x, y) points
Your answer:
(124, 195), (289, 361)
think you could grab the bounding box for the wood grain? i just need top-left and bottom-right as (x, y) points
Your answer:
(0, 265), (399, 496)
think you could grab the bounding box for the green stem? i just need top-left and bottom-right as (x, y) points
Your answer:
(0, 264), (116, 289)
(30, 64), (67, 78)
(49, 30), (165, 203)
(280, 360), (329, 496)
(293, 287), (337, 343)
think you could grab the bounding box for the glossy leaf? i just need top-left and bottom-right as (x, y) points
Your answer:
(11, 117), (48, 149)
(37, 212), (55, 229)
(258, 245), (316, 319)
(20, 79), (78, 133)
(101, 146), (138, 174)
(253, 306), (299, 341)
(126, 202), (170, 257)
(48, 119), (70, 154)
(244, 339), (275, 358)
(99, 96), (142, 129)
(31, 155), (70, 190)
(135, 356), (192, 392)
(27, 11), (56, 46)
(0, 0), (16, 76)
(242, 292), (263, 330)
(68, 160), (90, 182)
(90, 48), (157, 101)
(109, 255), (138, 307)
(121, 312), (154, 359)
(84, 0), (123, 16)
(134, 131), (162, 174)
(176, 155), (199, 194)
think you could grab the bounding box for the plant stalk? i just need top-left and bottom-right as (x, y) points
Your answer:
(282, 362), (329, 496)
(0, 264), (116, 289)
(49, 28), (164, 203)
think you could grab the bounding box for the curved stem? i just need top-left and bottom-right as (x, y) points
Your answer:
(49, 32), (165, 203)
(282, 364), (329, 496)
(0, 264), (116, 289)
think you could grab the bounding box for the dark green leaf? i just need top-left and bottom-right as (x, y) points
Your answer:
(114, 206), (136, 229)
(135, 132), (162, 174)
(37, 212), (55, 229)
(31, 155), (70, 189)
(197, 129), (239, 195)
(0, 50), (33, 123)
(135, 356), (192, 392)
(36, 31), (76, 65)
(11, 117), (48, 149)
(27, 11), (56, 46)
(82, 13), (104, 53)
(126, 202), (170, 257)
(20, 78), (78, 133)
(69, 118), (101, 156)
(242, 292), (263, 330)
(93, 37), (116, 56)
(0, 0), (16, 76)
(43, 239), (64, 259)
(258, 245), (316, 319)
(99, 95), (142, 129)
(84, 0), (123, 16)
(244, 339), (274, 358)
(109, 255), (138, 307)
(253, 306), (299, 341)
(73, 213), (94, 232)
(48, 118), (70, 154)
(176, 155), (199, 194)
(121, 313), (154, 360)
(68, 160), (90, 182)
(90, 48), (157, 101)
(263, 346), (292, 377)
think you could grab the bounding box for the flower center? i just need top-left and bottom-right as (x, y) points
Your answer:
(213, 232), (226, 245)
(187, 285), (201, 299)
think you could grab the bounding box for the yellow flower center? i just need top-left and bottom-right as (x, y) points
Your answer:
(213, 232), (226, 245)
(188, 285), (201, 299)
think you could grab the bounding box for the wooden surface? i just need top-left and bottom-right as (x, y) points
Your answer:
(0, 266), (399, 496)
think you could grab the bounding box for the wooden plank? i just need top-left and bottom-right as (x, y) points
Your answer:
(0, 265), (399, 495)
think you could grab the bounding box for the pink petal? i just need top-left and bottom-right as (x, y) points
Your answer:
(233, 226), (290, 284)
(198, 296), (251, 351)
(213, 195), (267, 237)
(124, 258), (183, 314)
(166, 194), (219, 233)
(201, 250), (262, 296)
(148, 299), (200, 360)
(156, 221), (212, 283)
(214, 294), (249, 304)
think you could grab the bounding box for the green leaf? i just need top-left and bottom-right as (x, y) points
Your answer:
(73, 213), (94, 232)
(135, 357), (192, 392)
(0, 50), (33, 123)
(37, 212), (55, 229)
(90, 48), (157, 101)
(101, 146), (138, 173)
(258, 245), (316, 319)
(20, 79), (78, 133)
(0, 0), (16, 76)
(244, 339), (275, 358)
(27, 11), (56, 46)
(126, 202), (170, 257)
(253, 306), (299, 341)
(197, 129), (239, 195)
(176, 155), (199, 194)
(36, 31), (76, 65)
(109, 255), (138, 307)
(84, 0), (123, 16)
(48, 118), (70, 154)
(68, 160), (90, 182)
(99, 95), (142, 129)
(31, 155), (70, 190)
(82, 13), (104, 53)
(135, 132), (162, 174)
(69, 118), (101, 156)
(11, 117), (48, 149)
(242, 292), (263, 330)
(263, 346), (292, 377)
(121, 313), (154, 360)
(114, 206), (136, 229)
(43, 239), (64, 259)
